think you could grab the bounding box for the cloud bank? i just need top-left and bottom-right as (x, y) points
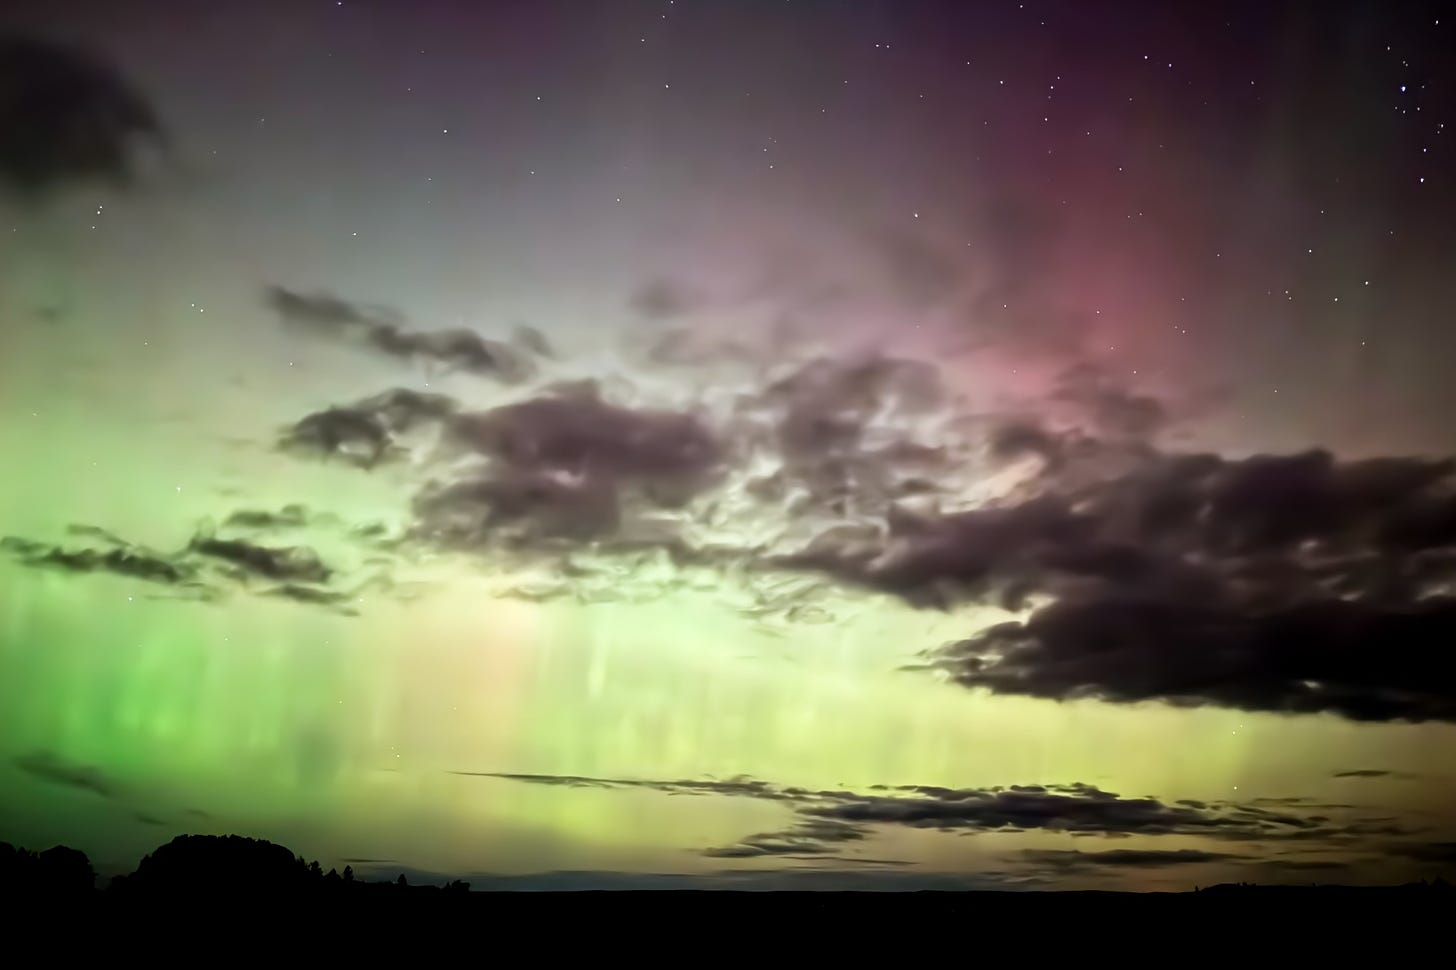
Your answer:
(20, 277), (1456, 726)
(473, 770), (1428, 870)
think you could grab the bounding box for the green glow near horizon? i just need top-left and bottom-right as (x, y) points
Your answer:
(4, 544), (1451, 881)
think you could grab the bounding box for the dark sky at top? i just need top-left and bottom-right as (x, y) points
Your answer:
(5, 1), (1454, 454)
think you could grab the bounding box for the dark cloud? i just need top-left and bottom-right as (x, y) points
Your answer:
(188, 536), (331, 584)
(414, 468), (623, 544)
(470, 771), (1351, 846)
(266, 339), (1456, 723)
(800, 782), (1319, 839)
(1237, 816), (1417, 844)
(265, 287), (536, 382)
(5, 521), (370, 615)
(703, 819), (867, 859)
(511, 324), (555, 359)
(745, 355), (950, 525)
(1, 535), (196, 585)
(279, 405), (395, 469)
(363, 324), (536, 382)
(1022, 848), (1244, 871)
(450, 772), (800, 801)
(13, 751), (117, 799)
(262, 583), (359, 615)
(446, 386), (721, 488)
(629, 278), (701, 319)
(417, 383), (723, 547)
(937, 596), (1456, 722)
(785, 604), (835, 624)
(266, 354), (945, 603)
(1053, 363), (1168, 438)
(1390, 842), (1456, 865)
(988, 420), (1068, 466)
(767, 437), (1456, 721)
(0, 34), (164, 196)
(264, 286), (402, 333)
(221, 504), (312, 531)
(65, 523), (131, 546)
(777, 494), (1097, 612)
(279, 387), (458, 468)
(1246, 858), (1352, 874)
(1331, 769), (1417, 780)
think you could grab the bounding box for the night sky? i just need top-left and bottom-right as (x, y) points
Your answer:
(1, 0), (1454, 890)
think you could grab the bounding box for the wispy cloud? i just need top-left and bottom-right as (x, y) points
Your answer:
(4, 519), (376, 617)
(265, 286), (540, 382)
(465, 771), (1406, 865)
(1021, 848), (1245, 872)
(13, 750), (119, 799)
(1331, 769), (1419, 780)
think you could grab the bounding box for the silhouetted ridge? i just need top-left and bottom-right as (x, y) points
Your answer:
(0, 841), (95, 894)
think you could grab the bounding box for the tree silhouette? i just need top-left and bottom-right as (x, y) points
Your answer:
(37, 846), (95, 893)
(0, 841), (95, 894)
(121, 835), (311, 895)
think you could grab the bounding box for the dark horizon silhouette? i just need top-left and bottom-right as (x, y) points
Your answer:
(2, 834), (1450, 902)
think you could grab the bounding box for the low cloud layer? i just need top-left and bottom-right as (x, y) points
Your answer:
(1021, 848), (1244, 871)
(1331, 769), (1418, 780)
(473, 770), (1433, 870)
(702, 819), (867, 859)
(1, 510), (377, 616)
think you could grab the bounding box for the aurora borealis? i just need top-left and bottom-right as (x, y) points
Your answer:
(1, 0), (1454, 890)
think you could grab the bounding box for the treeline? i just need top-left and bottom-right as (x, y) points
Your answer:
(1, 834), (469, 895)
(4, 835), (1453, 898)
